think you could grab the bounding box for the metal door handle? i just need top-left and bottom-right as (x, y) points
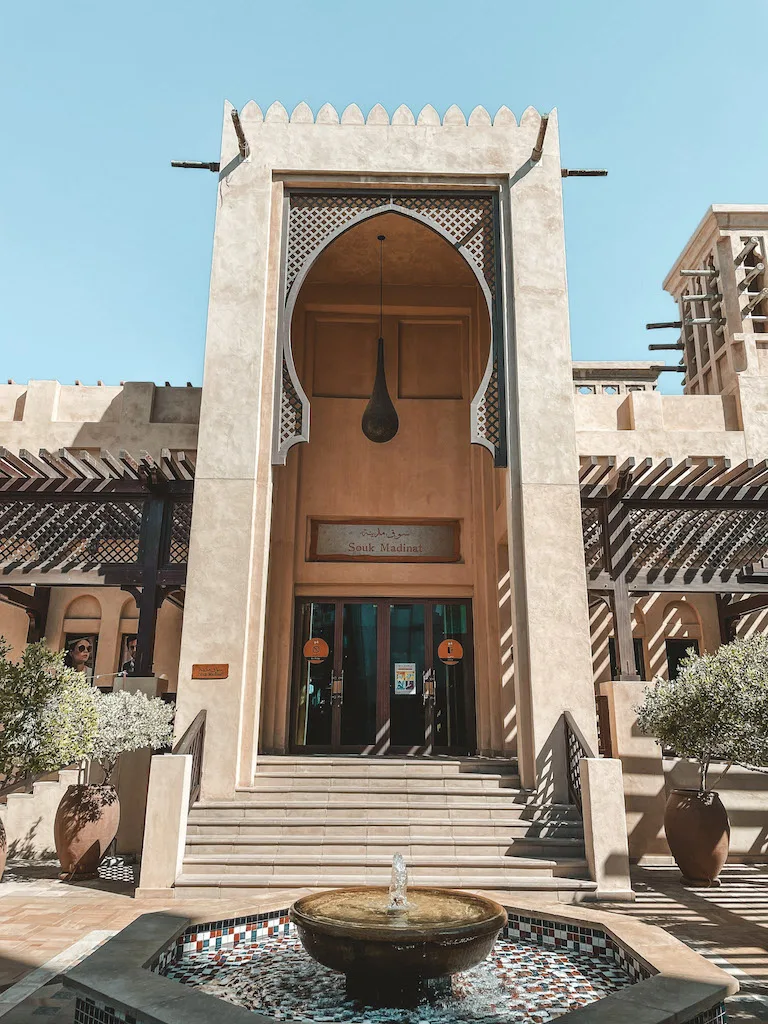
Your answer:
(331, 671), (344, 707)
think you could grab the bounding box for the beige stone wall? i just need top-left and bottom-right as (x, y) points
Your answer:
(0, 601), (31, 658)
(590, 593), (720, 685)
(0, 380), (199, 457)
(174, 101), (598, 799)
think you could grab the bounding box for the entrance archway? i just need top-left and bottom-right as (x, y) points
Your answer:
(261, 209), (507, 757)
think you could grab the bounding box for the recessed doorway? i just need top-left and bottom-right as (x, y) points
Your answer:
(291, 598), (476, 755)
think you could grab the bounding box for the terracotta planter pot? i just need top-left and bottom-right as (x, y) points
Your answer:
(664, 789), (730, 885)
(54, 784), (120, 880)
(0, 819), (6, 882)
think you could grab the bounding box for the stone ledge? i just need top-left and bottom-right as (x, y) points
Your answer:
(63, 896), (737, 1024)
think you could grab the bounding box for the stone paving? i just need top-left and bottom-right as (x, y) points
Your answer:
(0, 862), (765, 1022)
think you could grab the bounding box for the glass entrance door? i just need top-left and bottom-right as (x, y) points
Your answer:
(292, 598), (475, 754)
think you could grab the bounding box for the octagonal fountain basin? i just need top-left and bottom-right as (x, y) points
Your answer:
(291, 886), (507, 1002)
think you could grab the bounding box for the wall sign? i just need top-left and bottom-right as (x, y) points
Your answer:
(192, 664), (229, 680)
(303, 637), (329, 664)
(394, 663), (417, 695)
(438, 639), (464, 665)
(309, 519), (460, 563)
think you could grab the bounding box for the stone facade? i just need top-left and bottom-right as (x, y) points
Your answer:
(1, 106), (768, 881)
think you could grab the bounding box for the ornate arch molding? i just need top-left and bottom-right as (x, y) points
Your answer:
(272, 190), (507, 466)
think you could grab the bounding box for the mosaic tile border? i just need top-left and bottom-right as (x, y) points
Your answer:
(74, 995), (134, 1024)
(74, 992), (729, 1024)
(68, 905), (731, 1024)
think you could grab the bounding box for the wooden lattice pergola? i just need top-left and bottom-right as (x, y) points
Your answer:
(0, 448), (194, 677)
(581, 455), (768, 679)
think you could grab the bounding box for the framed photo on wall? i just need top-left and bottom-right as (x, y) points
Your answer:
(119, 633), (138, 676)
(63, 633), (98, 683)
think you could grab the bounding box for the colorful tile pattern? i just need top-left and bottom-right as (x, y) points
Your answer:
(73, 909), (729, 1024)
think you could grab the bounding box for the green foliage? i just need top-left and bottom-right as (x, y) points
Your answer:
(636, 635), (768, 791)
(90, 689), (174, 783)
(0, 637), (98, 787)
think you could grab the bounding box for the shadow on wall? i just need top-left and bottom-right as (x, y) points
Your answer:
(6, 817), (55, 862)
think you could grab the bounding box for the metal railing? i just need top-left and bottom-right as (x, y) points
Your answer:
(563, 711), (597, 815)
(595, 695), (613, 757)
(172, 710), (206, 807)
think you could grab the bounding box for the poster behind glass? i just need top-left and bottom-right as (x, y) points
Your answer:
(63, 633), (98, 683)
(119, 633), (138, 676)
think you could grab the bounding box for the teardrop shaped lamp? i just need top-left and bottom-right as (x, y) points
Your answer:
(362, 234), (399, 443)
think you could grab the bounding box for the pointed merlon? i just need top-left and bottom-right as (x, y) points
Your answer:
(341, 103), (365, 125)
(316, 102), (339, 124)
(391, 104), (415, 125)
(468, 105), (491, 126)
(442, 104), (466, 126)
(265, 101), (289, 123)
(493, 106), (517, 127)
(520, 105), (541, 127)
(240, 100), (263, 123)
(290, 101), (314, 123)
(417, 104), (440, 126)
(366, 103), (389, 125)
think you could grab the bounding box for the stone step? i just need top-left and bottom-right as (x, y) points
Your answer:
(192, 799), (580, 820)
(173, 873), (597, 899)
(227, 789), (554, 808)
(246, 774), (522, 791)
(181, 852), (589, 877)
(184, 835), (586, 859)
(185, 817), (584, 838)
(254, 756), (519, 776)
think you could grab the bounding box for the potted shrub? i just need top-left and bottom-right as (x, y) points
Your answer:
(0, 639), (98, 881)
(637, 635), (768, 885)
(54, 689), (173, 879)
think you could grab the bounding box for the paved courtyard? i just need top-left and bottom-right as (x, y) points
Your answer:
(0, 863), (765, 1022)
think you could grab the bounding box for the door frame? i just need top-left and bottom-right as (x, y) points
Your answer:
(289, 596), (477, 756)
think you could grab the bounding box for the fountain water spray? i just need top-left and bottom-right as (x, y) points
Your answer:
(387, 852), (409, 913)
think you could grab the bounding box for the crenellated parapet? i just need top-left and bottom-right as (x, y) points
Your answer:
(235, 101), (540, 128)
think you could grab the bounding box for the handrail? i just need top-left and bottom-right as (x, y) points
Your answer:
(563, 711), (597, 816)
(173, 710), (206, 755)
(563, 710), (598, 759)
(172, 710), (206, 807)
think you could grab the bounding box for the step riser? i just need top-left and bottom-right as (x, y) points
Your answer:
(243, 778), (521, 792)
(184, 842), (584, 859)
(255, 759), (519, 774)
(173, 880), (593, 901)
(181, 862), (559, 879)
(191, 805), (579, 821)
(186, 823), (583, 838)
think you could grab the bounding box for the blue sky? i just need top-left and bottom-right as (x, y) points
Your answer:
(1, 1), (766, 391)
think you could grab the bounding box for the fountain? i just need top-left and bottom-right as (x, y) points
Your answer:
(290, 853), (508, 1005)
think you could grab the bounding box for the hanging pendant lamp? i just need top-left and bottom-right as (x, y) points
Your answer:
(362, 234), (399, 443)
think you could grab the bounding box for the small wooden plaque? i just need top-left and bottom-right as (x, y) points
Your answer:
(192, 663), (229, 680)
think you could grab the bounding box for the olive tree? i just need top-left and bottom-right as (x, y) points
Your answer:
(636, 634), (768, 792)
(0, 639), (98, 790)
(89, 689), (174, 784)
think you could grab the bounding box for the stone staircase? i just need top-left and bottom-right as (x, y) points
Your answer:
(174, 756), (596, 900)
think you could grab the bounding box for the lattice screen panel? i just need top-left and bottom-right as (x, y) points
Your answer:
(628, 506), (768, 574)
(168, 502), (192, 564)
(276, 190), (506, 466)
(581, 506), (603, 573)
(0, 499), (143, 572)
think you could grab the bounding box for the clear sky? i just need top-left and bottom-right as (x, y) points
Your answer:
(1, 1), (766, 391)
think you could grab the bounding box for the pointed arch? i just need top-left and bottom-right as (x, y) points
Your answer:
(273, 191), (507, 466)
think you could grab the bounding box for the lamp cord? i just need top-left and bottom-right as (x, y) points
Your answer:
(378, 234), (385, 338)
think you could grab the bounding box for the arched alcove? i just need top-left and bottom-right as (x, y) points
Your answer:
(261, 208), (504, 757)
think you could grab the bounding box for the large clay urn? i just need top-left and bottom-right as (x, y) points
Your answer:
(664, 789), (730, 885)
(54, 784), (120, 880)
